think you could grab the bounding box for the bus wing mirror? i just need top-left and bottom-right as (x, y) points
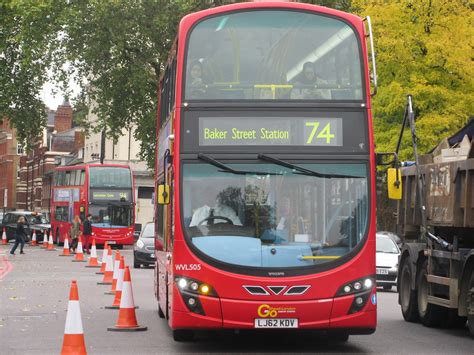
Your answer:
(157, 184), (170, 205)
(387, 168), (402, 200)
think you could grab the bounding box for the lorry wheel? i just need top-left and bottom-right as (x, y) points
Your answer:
(399, 258), (419, 322)
(417, 259), (447, 327)
(468, 272), (474, 336)
(447, 310), (466, 329)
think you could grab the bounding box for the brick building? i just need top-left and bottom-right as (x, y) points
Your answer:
(16, 100), (84, 212)
(0, 118), (22, 210)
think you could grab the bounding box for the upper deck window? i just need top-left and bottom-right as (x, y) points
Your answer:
(185, 10), (363, 101)
(89, 167), (132, 189)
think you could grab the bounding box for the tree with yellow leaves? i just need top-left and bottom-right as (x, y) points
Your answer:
(353, 0), (473, 158)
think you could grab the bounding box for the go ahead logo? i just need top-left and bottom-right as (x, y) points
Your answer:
(257, 304), (296, 318)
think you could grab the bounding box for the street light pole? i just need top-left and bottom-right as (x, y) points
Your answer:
(100, 129), (105, 164)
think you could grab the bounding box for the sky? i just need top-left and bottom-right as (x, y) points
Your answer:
(41, 82), (64, 110)
(41, 81), (81, 110)
(41, 63), (80, 110)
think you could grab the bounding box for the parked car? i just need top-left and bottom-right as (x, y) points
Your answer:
(376, 230), (402, 247)
(0, 211), (50, 242)
(133, 222), (155, 268)
(134, 223), (142, 239)
(376, 232), (401, 290)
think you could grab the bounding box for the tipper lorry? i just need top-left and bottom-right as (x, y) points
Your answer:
(386, 96), (474, 336)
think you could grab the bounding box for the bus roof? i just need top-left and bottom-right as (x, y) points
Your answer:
(180, 2), (364, 33)
(54, 163), (131, 171)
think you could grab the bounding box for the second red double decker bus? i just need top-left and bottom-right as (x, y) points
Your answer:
(51, 164), (135, 246)
(155, 2), (378, 341)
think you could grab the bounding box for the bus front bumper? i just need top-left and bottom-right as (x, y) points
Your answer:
(171, 288), (377, 333)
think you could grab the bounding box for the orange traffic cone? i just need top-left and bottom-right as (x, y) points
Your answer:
(42, 231), (48, 248)
(107, 267), (147, 332)
(72, 236), (86, 262)
(105, 257), (126, 309)
(85, 239), (100, 268)
(46, 232), (56, 251)
(61, 280), (87, 355)
(31, 230), (38, 246)
(96, 241), (108, 275)
(97, 247), (114, 285)
(105, 251), (121, 294)
(60, 237), (72, 257)
(1, 227), (7, 245)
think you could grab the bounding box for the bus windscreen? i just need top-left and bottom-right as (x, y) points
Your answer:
(182, 162), (368, 270)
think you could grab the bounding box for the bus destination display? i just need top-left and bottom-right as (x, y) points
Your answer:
(91, 191), (130, 202)
(199, 117), (343, 146)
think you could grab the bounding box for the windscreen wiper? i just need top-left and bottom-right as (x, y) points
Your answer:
(198, 154), (281, 176)
(258, 154), (363, 179)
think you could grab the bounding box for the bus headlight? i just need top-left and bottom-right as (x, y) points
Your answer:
(177, 278), (188, 289)
(175, 276), (217, 297)
(175, 276), (218, 315)
(336, 276), (375, 314)
(336, 276), (375, 296)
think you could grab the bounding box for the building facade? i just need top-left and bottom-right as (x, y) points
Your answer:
(0, 118), (22, 210)
(16, 101), (84, 212)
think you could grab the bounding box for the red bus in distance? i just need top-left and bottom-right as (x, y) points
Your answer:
(51, 164), (135, 246)
(155, 2), (378, 342)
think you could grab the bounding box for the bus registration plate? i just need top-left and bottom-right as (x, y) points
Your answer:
(254, 318), (298, 328)
(376, 268), (389, 275)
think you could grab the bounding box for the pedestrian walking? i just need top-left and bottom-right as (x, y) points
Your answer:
(10, 216), (27, 255)
(82, 214), (93, 254)
(70, 215), (81, 253)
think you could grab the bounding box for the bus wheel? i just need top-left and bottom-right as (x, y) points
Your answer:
(399, 257), (419, 322)
(468, 272), (474, 336)
(328, 333), (349, 343)
(417, 259), (447, 327)
(172, 329), (194, 342)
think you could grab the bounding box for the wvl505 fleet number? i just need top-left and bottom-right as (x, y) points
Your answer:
(175, 264), (202, 271)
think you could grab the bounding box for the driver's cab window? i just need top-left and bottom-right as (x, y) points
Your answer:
(182, 162), (368, 269)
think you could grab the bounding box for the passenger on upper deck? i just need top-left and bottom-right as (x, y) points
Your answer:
(290, 61), (331, 100)
(187, 60), (207, 99)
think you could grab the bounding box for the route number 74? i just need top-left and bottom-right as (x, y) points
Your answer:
(305, 122), (335, 144)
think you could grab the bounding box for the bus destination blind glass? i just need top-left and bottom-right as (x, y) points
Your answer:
(91, 191), (131, 202)
(199, 117), (343, 146)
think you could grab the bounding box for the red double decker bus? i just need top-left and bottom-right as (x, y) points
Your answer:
(155, 2), (378, 341)
(51, 164), (135, 246)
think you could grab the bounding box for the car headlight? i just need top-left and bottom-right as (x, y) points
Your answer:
(136, 239), (144, 249)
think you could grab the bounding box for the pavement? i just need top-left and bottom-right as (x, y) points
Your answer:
(0, 242), (472, 354)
